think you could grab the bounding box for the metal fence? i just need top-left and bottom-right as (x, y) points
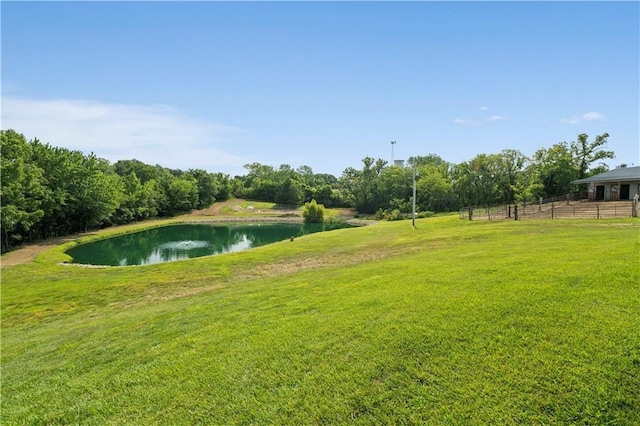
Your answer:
(460, 200), (634, 221)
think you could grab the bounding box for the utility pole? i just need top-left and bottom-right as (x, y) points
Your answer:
(412, 167), (418, 227)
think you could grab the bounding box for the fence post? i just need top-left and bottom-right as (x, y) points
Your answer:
(551, 202), (554, 219)
(514, 205), (518, 221)
(468, 205), (473, 221)
(597, 204), (600, 219)
(508, 205), (511, 218)
(566, 193), (570, 205)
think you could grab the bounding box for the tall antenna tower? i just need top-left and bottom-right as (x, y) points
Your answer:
(390, 140), (396, 163)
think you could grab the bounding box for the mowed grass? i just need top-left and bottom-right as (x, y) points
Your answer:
(195, 198), (352, 219)
(2, 216), (639, 424)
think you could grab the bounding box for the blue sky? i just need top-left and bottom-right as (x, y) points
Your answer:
(2, 1), (638, 177)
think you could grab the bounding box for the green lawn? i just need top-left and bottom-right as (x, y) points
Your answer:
(197, 198), (352, 219)
(2, 216), (639, 424)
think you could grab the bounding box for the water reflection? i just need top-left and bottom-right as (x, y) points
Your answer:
(66, 222), (348, 266)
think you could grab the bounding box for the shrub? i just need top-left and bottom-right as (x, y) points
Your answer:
(302, 199), (325, 223)
(387, 209), (404, 221)
(375, 208), (405, 221)
(418, 211), (435, 218)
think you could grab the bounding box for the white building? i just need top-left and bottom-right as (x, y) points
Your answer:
(572, 166), (640, 201)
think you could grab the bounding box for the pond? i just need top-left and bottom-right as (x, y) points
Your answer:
(65, 222), (350, 266)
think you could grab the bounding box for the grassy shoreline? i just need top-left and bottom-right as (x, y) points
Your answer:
(2, 216), (639, 424)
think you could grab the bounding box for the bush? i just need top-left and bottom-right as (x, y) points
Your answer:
(302, 199), (325, 223)
(374, 208), (404, 221)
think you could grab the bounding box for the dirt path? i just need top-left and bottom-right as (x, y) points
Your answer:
(1, 234), (92, 268)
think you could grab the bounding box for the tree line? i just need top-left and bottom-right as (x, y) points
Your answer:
(1, 128), (615, 252)
(1, 129), (232, 251)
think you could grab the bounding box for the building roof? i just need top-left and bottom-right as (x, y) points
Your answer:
(572, 166), (640, 184)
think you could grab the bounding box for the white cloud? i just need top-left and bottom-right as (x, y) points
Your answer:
(454, 118), (478, 125)
(454, 114), (508, 126)
(1, 97), (249, 174)
(561, 111), (605, 125)
(479, 106), (488, 111)
(582, 112), (605, 121)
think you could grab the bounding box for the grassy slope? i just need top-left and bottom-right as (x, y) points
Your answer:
(2, 217), (639, 424)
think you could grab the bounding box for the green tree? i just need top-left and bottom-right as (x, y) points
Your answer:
(453, 154), (503, 207)
(187, 169), (218, 209)
(339, 157), (388, 214)
(29, 141), (75, 237)
(570, 133), (614, 180)
(416, 166), (457, 212)
(529, 143), (578, 198)
(160, 173), (199, 215)
(113, 172), (156, 224)
(0, 130), (45, 251)
(379, 165), (413, 212)
(27, 140), (125, 235)
(302, 199), (325, 223)
(311, 184), (337, 207)
(498, 149), (527, 203)
(512, 165), (544, 204)
(407, 154), (448, 169)
(114, 159), (162, 183)
(142, 179), (164, 218)
(212, 172), (232, 201)
(239, 162), (278, 201)
(67, 154), (123, 231)
(275, 177), (304, 205)
(297, 167), (341, 206)
(407, 154), (459, 212)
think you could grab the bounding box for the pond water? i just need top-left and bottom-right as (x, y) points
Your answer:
(65, 222), (349, 266)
